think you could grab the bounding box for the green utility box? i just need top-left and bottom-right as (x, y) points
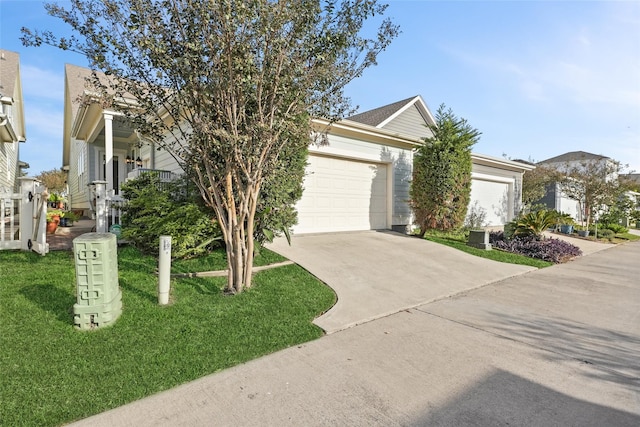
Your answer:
(467, 229), (492, 250)
(73, 233), (122, 330)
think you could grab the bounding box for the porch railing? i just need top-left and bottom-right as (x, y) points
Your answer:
(127, 168), (175, 182)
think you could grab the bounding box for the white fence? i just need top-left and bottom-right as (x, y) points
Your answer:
(0, 177), (48, 255)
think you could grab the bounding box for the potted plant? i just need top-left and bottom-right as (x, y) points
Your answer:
(554, 212), (575, 234)
(574, 225), (590, 237)
(59, 210), (80, 227)
(46, 209), (62, 234)
(48, 193), (59, 208)
(48, 193), (65, 209)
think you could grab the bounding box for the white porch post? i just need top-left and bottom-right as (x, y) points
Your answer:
(104, 112), (114, 193)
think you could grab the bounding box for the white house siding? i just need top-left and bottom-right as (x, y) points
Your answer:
(147, 129), (186, 174)
(380, 104), (433, 141)
(0, 141), (18, 191)
(549, 182), (582, 221)
(153, 149), (181, 174)
(68, 138), (90, 208)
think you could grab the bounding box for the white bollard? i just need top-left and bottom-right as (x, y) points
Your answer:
(158, 235), (172, 305)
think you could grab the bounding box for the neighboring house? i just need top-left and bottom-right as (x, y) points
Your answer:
(0, 50), (27, 192)
(537, 151), (617, 222)
(63, 65), (531, 231)
(624, 173), (640, 190)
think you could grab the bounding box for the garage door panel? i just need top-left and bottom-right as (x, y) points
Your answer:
(294, 155), (388, 233)
(470, 179), (510, 226)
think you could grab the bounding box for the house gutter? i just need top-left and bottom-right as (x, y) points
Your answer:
(312, 117), (422, 150)
(471, 152), (536, 172)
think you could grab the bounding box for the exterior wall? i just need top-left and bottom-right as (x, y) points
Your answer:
(309, 131), (414, 228)
(0, 141), (19, 191)
(380, 104), (434, 141)
(68, 138), (90, 209)
(153, 148), (182, 174)
(540, 182), (581, 221)
(0, 51), (25, 193)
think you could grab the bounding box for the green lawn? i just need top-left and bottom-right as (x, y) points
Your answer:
(0, 247), (335, 426)
(422, 231), (553, 269)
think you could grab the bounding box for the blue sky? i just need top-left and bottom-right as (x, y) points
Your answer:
(1, 0), (639, 175)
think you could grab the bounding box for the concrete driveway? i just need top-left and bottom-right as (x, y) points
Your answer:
(71, 239), (640, 426)
(268, 231), (536, 333)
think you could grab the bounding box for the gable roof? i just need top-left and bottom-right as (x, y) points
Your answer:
(537, 151), (610, 164)
(349, 96), (417, 127)
(0, 49), (20, 97)
(64, 63), (97, 119)
(348, 95), (436, 128)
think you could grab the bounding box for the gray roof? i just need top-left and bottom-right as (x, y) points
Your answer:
(537, 151), (610, 164)
(348, 96), (419, 127)
(65, 63), (100, 118)
(0, 49), (20, 97)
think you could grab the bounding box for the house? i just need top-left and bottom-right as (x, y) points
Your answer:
(63, 64), (532, 232)
(345, 96), (533, 229)
(537, 151), (618, 222)
(0, 50), (27, 192)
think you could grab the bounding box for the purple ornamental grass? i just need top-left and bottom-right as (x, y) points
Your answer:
(489, 232), (582, 263)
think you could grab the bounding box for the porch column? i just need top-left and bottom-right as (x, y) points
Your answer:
(104, 113), (114, 193)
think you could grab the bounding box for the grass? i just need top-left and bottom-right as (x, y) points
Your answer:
(0, 246), (335, 426)
(562, 230), (640, 244)
(422, 230), (553, 269)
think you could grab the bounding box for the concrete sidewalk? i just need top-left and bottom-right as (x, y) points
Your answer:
(269, 231), (536, 333)
(70, 240), (640, 426)
(542, 230), (615, 255)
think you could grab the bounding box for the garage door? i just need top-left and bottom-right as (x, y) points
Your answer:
(469, 179), (510, 226)
(294, 155), (388, 233)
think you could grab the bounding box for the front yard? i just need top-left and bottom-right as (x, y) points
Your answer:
(0, 247), (335, 426)
(422, 230), (554, 268)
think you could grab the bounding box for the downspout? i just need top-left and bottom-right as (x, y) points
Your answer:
(151, 140), (156, 169)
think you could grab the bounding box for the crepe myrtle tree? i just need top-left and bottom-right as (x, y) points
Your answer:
(22, 0), (399, 293)
(410, 105), (481, 235)
(521, 163), (561, 213)
(558, 158), (631, 228)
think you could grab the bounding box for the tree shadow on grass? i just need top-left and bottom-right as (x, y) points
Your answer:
(119, 280), (157, 305)
(178, 276), (224, 296)
(19, 284), (75, 326)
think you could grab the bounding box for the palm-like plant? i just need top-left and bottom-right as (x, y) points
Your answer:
(509, 210), (558, 239)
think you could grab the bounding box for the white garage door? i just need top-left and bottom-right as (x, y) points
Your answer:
(294, 155), (388, 233)
(469, 179), (510, 226)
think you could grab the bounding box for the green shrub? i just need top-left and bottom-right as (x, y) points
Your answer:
(254, 143), (307, 245)
(411, 105), (479, 234)
(120, 173), (221, 258)
(553, 211), (575, 227)
(597, 229), (615, 238)
(506, 209), (556, 239)
(602, 223), (628, 234)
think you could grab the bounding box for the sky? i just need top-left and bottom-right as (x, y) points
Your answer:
(1, 0), (639, 176)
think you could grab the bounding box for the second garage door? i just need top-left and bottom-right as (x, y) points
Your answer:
(294, 155), (388, 234)
(469, 179), (511, 226)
